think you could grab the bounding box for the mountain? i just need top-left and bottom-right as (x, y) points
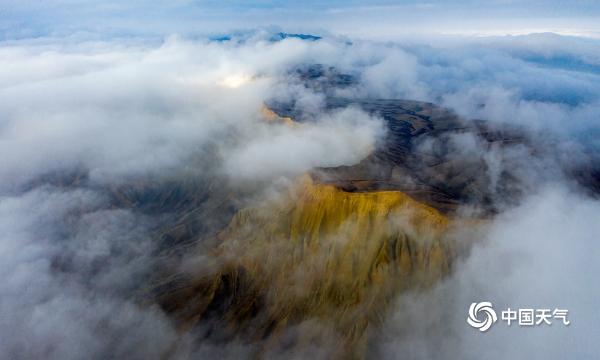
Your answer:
(154, 175), (458, 359)
(210, 32), (322, 43)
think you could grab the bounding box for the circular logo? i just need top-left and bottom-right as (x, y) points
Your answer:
(467, 302), (497, 332)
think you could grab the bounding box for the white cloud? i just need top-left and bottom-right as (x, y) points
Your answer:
(222, 107), (384, 181)
(378, 185), (600, 359)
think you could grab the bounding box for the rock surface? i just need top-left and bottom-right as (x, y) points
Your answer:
(156, 175), (457, 358)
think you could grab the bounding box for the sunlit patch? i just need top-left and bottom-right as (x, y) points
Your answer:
(217, 73), (252, 88)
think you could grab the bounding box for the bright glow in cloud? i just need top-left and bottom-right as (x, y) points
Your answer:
(217, 73), (253, 88)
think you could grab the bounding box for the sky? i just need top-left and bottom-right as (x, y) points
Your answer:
(2, 0), (600, 40)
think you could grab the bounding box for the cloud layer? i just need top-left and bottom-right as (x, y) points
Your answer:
(0, 29), (599, 359)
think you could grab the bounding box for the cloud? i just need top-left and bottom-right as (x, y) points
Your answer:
(0, 186), (179, 359)
(222, 107), (384, 181)
(0, 36), (383, 190)
(321, 34), (600, 151)
(376, 185), (600, 359)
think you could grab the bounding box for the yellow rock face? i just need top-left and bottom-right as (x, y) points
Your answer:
(260, 105), (297, 127)
(162, 175), (456, 358)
